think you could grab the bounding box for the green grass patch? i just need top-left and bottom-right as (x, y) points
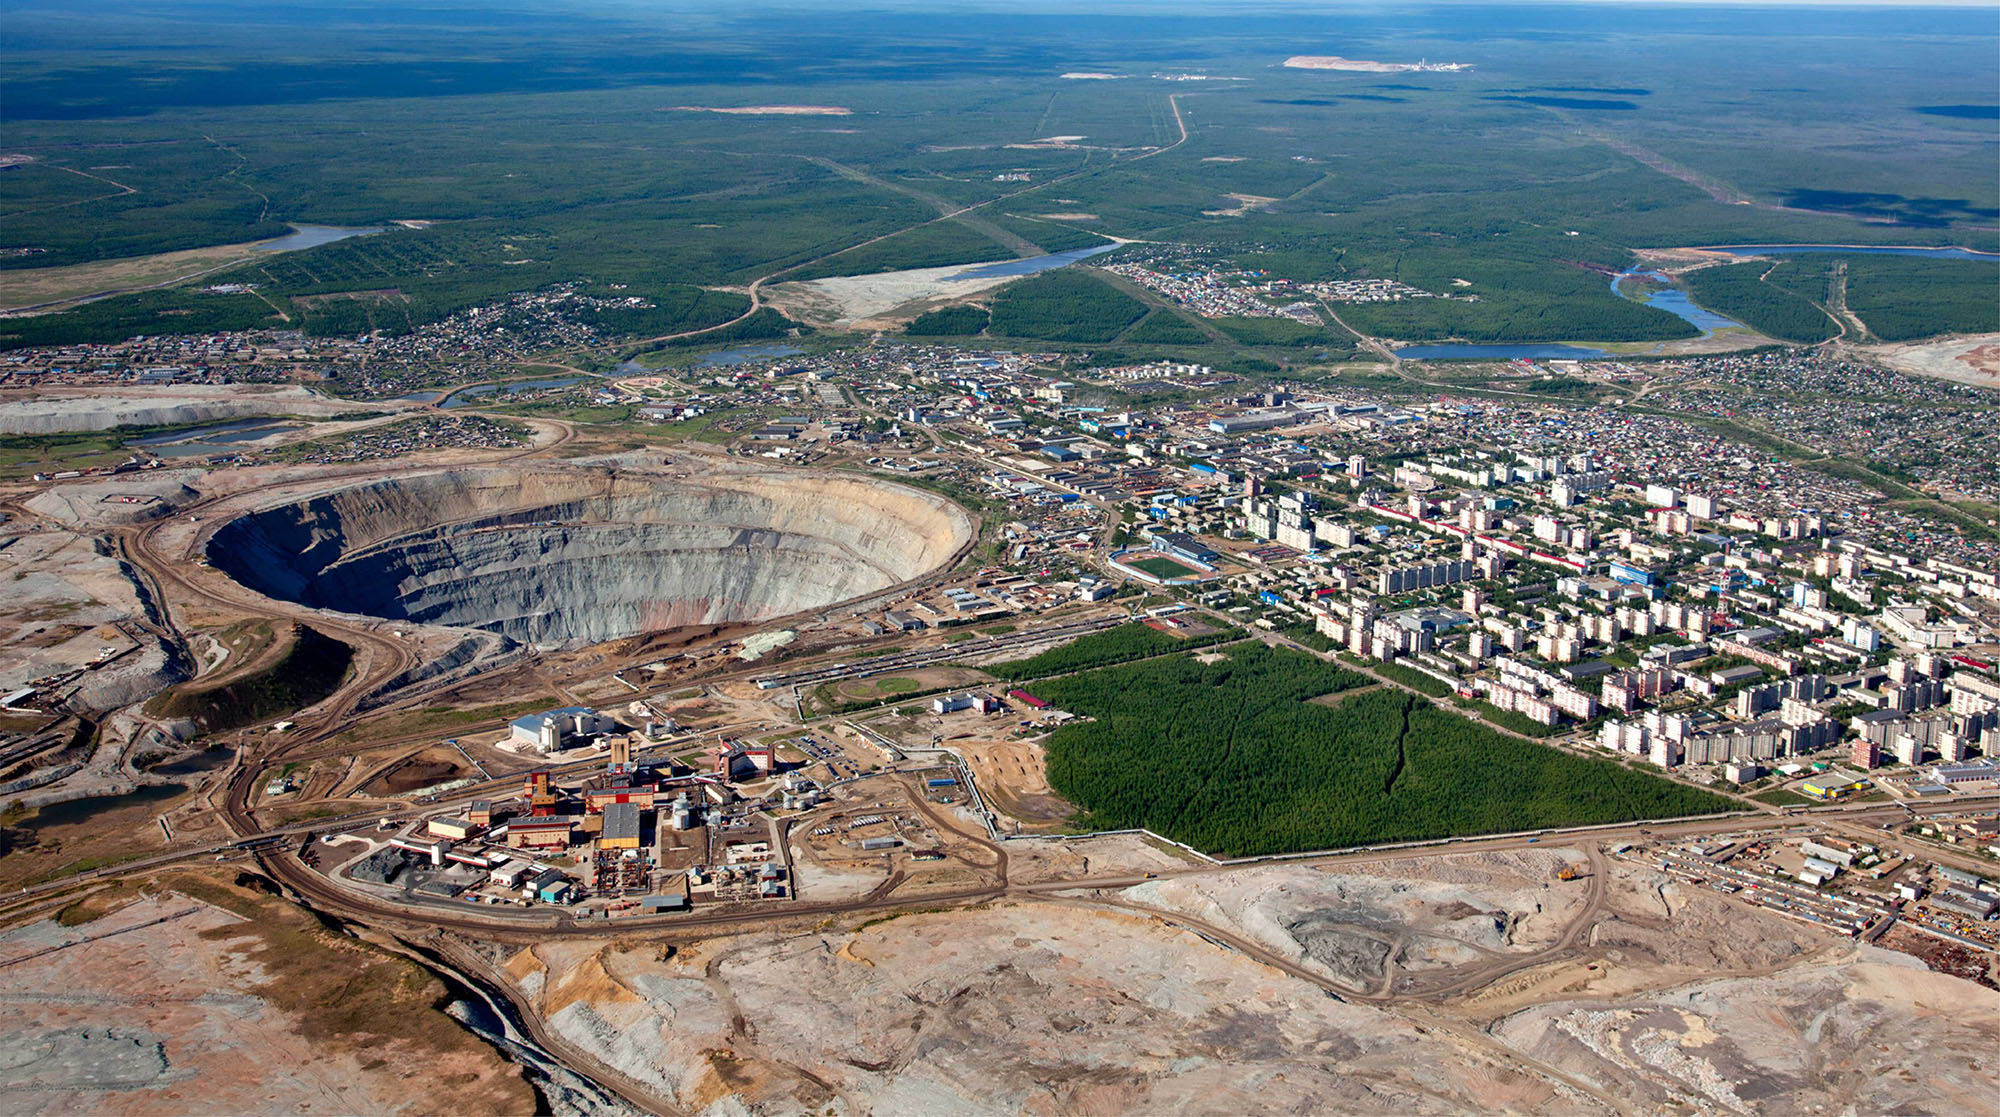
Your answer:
(146, 624), (353, 733)
(986, 621), (1235, 681)
(1211, 315), (1346, 350)
(1121, 554), (1202, 580)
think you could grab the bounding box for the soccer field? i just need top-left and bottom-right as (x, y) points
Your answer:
(1122, 554), (1202, 580)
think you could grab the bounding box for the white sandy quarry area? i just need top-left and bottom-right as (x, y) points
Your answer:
(1284, 55), (1409, 71)
(0, 384), (369, 435)
(1860, 333), (2000, 388)
(765, 263), (1022, 328)
(664, 105), (851, 115)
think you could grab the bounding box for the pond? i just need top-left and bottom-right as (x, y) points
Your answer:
(20, 783), (188, 831)
(128, 418), (303, 456)
(439, 377), (591, 409)
(255, 224), (387, 252)
(147, 748), (233, 777)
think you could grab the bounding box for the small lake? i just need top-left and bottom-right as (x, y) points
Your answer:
(147, 748), (232, 777)
(1394, 343), (1611, 361)
(439, 377), (590, 409)
(1704, 244), (1999, 261)
(128, 418), (280, 446)
(692, 343), (802, 369)
(950, 243), (1118, 281)
(24, 783), (187, 831)
(1615, 267), (1745, 334)
(256, 224), (387, 252)
(129, 418), (302, 456)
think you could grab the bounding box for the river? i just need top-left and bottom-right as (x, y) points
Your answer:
(1612, 267), (1745, 334)
(1390, 264), (1746, 361)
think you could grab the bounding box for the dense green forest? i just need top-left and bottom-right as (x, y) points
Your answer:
(986, 621), (1235, 681)
(1037, 645), (1735, 856)
(0, 287), (283, 350)
(987, 215), (1113, 253)
(1334, 248), (1703, 344)
(4, 5), (1993, 355)
(1837, 256), (2000, 341)
(782, 219), (1014, 282)
(1210, 314), (1349, 350)
(1680, 262), (1839, 342)
(905, 305), (991, 336)
(987, 270), (1148, 343)
(1121, 308), (1212, 345)
(640, 307), (803, 351)
(577, 285), (750, 338)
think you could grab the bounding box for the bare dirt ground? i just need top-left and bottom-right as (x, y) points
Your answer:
(0, 240), (275, 314)
(509, 903), (1593, 1115)
(1856, 333), (2000, 389)
(0, 885), (532, 1114)
(1490, 949), (2000, 1113)
(0, 383), (374, 436)
(0, 784), (198, 891)
(991, 830), (1205, 884)
(941, 734), (1070, 830)
(0, 527), (151, 692)
(1596, 326), (1778, 357)
(1202, 192), (1279, 217)
(1123, 848), (1597, 992)
(502, 846), (2000, 1115)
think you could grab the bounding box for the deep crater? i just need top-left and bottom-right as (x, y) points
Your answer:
(206, 466), (975, 646)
